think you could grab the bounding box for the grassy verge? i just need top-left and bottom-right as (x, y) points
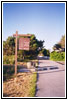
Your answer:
(3, 70), (37, 97)
(3, 63), (37, 97)
(28, 72), (37, 97)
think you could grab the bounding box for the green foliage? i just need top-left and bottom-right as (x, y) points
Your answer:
(53, 44), (61, 50)
(3, 37), (15, 55)
(30, 34), (44, 51)
(39, 49), (50, 56)
(17, 34), (44, 61)
(50, 51), (65, 61)
(3, 55), (15, 64)
(3, 34), (45, 62)
(46, 50), (50, 56)
(28, 72), (37, 97)
(53, 35), (65, 50)
(59, 35), (65, 48)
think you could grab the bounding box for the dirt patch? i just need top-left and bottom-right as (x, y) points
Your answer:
(3, 72), (35, 97)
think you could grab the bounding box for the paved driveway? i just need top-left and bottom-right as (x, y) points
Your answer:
(36, 60), (65, 97)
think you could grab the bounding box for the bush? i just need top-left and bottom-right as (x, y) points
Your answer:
(50, 51), (65, 61)
(3, 55), (15, 64)
(3, 65), (15, 81)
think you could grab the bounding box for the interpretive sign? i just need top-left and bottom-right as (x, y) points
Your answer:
(19, 38), (30, 50)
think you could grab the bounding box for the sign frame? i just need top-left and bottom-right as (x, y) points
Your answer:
(13, 31), (31, 75)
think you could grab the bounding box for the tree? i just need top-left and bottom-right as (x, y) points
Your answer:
(38, 48), (50, 56)
(46, 50), (50, 56)
(24, 34), (44, 59)
(3, 34), (44, 61)
(3, 37), (15, 55)
(53, 44), (61, 50)
(59, 35), (65, 48)
(53, 35), (65, 51)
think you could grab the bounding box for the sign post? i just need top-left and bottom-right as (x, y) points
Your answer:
(15, 31), (18, 75)
(13, 31), (31, 75)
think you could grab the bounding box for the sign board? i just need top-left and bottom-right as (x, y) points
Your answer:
(19, 38), (30, 50)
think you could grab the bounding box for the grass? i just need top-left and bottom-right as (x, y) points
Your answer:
(28, 72), (37, 97)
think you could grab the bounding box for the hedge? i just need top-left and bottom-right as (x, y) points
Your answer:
(50, 51), (65, 61)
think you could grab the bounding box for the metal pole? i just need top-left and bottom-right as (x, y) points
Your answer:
(15, 31), (18, 75)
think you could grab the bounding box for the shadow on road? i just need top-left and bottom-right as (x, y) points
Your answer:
(36, 66), (59, 71)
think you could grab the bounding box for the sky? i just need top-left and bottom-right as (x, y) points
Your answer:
(3, 3), (65, 51)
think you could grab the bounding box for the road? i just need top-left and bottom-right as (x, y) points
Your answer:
(36, 59), (65, 97)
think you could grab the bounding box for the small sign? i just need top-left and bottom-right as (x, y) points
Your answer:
(19, 38), (30, 50)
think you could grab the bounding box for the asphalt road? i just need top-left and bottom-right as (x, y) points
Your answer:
(36, 59), (65, 97)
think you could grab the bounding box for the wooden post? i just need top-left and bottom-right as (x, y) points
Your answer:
(15, 31), (18, 75)
(13, 32), (31, 75)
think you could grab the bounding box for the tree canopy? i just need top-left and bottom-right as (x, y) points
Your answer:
(53, 35), (65, 51)
(59, 35), (65, 48)
(3, 34), (45, 61)
(3, 37), (15, 55)
(53, 44), (61, 50)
